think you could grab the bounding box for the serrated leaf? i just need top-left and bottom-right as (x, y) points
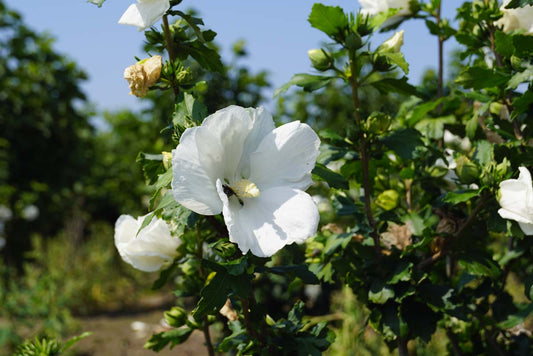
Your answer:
(455, 67), (510, 89)
(381, 52), (409, 74)
(505, 0), (533, 8)
(308, 4), (348, 38)
(192, 272), (231, 320)
(137, 152), (164, 185)
(369, 281), (395, 304)
(381, 128), (423, 159)
(458, 252), (501, 278)
(312, 163), (349, 189)
(443, 189), (480, 204)
(370, 76), (420, 96)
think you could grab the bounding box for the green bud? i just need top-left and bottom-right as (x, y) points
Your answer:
(372, 54), (392, 72)
(176, 67), (194, 86)
(376, 190), (399, 211)
(455, 156), (479, 184)
(510, 55), (523, 71)
(164, 307), (188, 327)
(365, 112), (391, 134)
(345, 32), (362, 50)
(308, 49), (333, 71)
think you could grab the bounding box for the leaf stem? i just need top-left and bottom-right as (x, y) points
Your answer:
(348, 50), (380, 256)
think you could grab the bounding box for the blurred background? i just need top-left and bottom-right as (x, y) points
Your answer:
(0, 0), (463, 354)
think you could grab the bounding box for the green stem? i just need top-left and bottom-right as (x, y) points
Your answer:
(195, 227), (215, 356)
(436, 1), (444, 103)
(348, 50), (380, 256)
(162, 14), (180, 98)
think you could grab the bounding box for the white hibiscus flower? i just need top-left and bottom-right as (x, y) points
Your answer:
(115, 214), (181, 272)
(118, 0), (170, 31)
(498, 167), (533, 235)
(171, 106), (320, 258)
(359, 0), (412, 28)
(495, 0), (533, 35)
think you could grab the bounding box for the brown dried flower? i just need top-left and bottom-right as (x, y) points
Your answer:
(380, 222), (412, 250)
(124, 55), (162, 97)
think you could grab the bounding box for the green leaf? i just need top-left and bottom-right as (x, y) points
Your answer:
(381, 128), (423, 159)
(370, 76), (420, 96)
(494, 31), (514, 58)
(308, 4), (348, 38)
(472, 140), (493, 165)
(87, 0), (105, 7)
(455, 67), (510, 89)
(138, 212), (155, 237)
(443, 189), (480, 205)
(144, 327), (193, 352)
(497, 303), (533, 329)
(507, 65), (533, 89)
(188, 42), (223, 73)
(137, 152), (164, 185)
(275, 73), (335, 97)
(402, 300), (439, 343)
(414, 115), (456, 140)
(192, 272), (231, 320)
(369, 281), (395, 304)
(172, 10), (208, 43)
(381, 52), (409, 74)
(152, 261), (178, 290)
(457, 252), (501, 278)
(257, 265), (320, 284)
(312, 163), (349, 189)
(505, 0), (533, 9)
(61, 332), (92, 352)
(406, 98), (445, 126)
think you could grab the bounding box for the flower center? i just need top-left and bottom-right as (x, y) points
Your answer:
(222, 179), (260, 206)
(231, 179), (260, 198)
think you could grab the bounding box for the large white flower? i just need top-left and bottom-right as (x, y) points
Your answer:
(495, 0), (533, 35)
(359, 0), (412, 28)
(498, 167), (533, 235)
(118, 0), (170, 31)
(115, 214), (181, 272)
(171, 106), (320, 258)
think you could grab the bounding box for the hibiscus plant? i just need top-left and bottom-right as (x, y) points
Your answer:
(90, 0), (533, 354)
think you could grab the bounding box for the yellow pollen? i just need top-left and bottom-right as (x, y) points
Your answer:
(231, 179), (260, 198)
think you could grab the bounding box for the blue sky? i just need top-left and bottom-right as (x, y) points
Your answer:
(5, 0), (464, 112)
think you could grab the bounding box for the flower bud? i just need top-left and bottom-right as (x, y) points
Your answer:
(376, 190), (399, 211)
(365, 112), (391, 134)
(164, 307), (188, 327)
(455, 156), (479, 184)
(176, 67), (194, 86)
(308, 49), (333, 71)
(345, 32), (362, 50)
(379, 30), (405, 53)
(124, 55), (162, 97)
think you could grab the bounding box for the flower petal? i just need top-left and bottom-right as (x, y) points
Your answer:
(217, 180), (319, 257)
(172, 127), (224, 215)
(118, 0), (170, 31)
(249, 121), (320, 190)
(498, 167), (533, 222)
(519, 222), (533, 236)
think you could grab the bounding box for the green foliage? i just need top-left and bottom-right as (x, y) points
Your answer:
(14, 333), (91, 356)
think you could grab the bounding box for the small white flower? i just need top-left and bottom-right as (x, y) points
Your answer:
(495, 0), (533, 35)
(171, 106), (320, 258)
(22, 205), (39, 221)
(498, 167), (533, 235)
(114, 214), (180, 272)
(379, 30), (405, 53)
(359, 0), (412, 28)
(118, 0), (170, 31)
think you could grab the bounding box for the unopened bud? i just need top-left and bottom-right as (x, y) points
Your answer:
(376, 190), (399, 211)
(455, 156), (479, 184)
(124, 55), (162, 97)
(365, 112), (391, 134)
(164, 307), (188, 327)
(379, 30), (404, 53)
(308, 49), (333, 71)
(176, 67), (194, 86)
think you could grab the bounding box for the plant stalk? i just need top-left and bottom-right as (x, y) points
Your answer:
(162, 14), (180, 98)
(348, 51), (380, 256)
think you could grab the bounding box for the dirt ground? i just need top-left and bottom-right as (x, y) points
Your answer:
(74, 309), (208, 356)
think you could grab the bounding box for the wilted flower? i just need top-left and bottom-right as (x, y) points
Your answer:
(498, 167), (533, 235)
(124, 55), (162, 97)
(171, 106), (320, 257)
(359, 0), (412, 27)
(114, 214), (181, 272)
(379, 30), (405, 53)
(118, 0), (170, 31)
(495, 0), (533, 35)
(380, 222), (412, 250)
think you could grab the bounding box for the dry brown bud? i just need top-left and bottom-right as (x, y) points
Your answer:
(219, 299), (238, 321)
(124, 55), (162, 97)
(380, 223), (412, 250)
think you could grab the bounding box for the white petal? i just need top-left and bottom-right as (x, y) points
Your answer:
(518, 222), (533, 236)
(498, 167), (533, 223)
(217, 181), (319, 257)
(114, 215), (139, 265)
(172, 127), (224, 215)
(249, 121), (320, 190)
(118, 0), (170, 31)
